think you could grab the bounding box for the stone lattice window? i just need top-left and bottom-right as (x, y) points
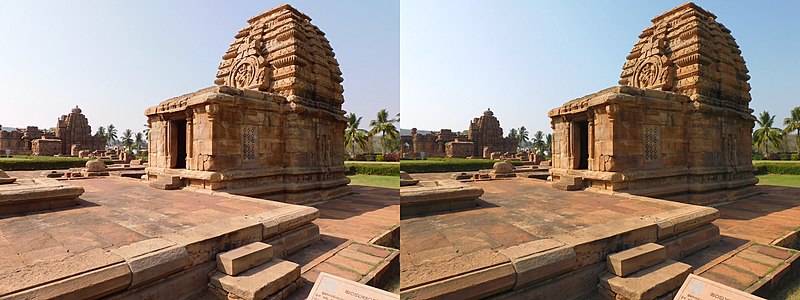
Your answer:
(242, 126), (257, 161)
(644, 126), (660, 161)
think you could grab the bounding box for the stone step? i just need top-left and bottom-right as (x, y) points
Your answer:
(149, 174), (182, 190)
(217, 242), (274, 276)
(598, 259), (692, 300)
(553, 175), (583, 191)
(209, 258), (301, 300)
(607, 243), (667, 277)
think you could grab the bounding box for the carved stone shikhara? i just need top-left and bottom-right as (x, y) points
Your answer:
(145, 4), (350, 204)
(548, 3), (758, 204)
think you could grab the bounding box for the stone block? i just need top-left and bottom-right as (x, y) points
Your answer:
(400, 262), (516, 300)
(254, 205), (319, 239)
(607, 243), (666, 277)
(209, 258), (300, 300)
(4, 262), (132, 299)
(599, 260), (692, 300)
(500, 239), (577, 289)
(216, 242), (274, 276)
(110, 238), (189, 288)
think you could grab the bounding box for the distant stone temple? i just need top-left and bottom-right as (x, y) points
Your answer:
(549, 3), (758, 204)
(468, 109), (517, 158)
(0, 106), (102, 156)
(0, 126), (52, 155)
(145, 4), (350, 203)
(400, 109), (516, 159)
(55, 106), (104, 155)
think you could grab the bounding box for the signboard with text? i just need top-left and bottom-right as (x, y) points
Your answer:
(674, 274), (765, 300)
(307, 272), (399, 300)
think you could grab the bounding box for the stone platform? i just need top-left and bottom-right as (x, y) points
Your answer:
(400, 177), (720, 299)
(0, 175), (322, 299)
(0, 178), (84, 216)
(400, 179), (484, 218)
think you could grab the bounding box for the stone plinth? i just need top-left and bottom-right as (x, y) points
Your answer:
(0, 178), (84, 215)
(400, 179), (484, 217)
(445, 141), (473, 158)
(31, 138), (62, 156)
(489, 161), (516, 179)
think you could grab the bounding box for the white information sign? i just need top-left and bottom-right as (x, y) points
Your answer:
(307, 272), (399, 300)
(674, 274), (765, 300)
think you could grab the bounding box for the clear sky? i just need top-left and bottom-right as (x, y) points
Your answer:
(401, 1), (800, 135)
(0, 0), (399, 133)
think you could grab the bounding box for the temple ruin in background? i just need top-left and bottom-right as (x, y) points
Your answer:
(145, 4), (350, 203)
(468, 108), (517, 158)
(400, 108), (516, 159)
(549, 2), (758, 204)
(0, 106), (102, 156)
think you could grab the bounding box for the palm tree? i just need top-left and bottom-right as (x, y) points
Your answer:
(395, 112), (400, 123)
(107, 124), (118, 146)
(134, 132), (145, 152)
(532, 131), (545, 154)
(753, 111), (783, 158)
(545, 133), (553, 155)
(143, 124), (150, 139)
(783, 107), (800, 156)
(517, 126), (530, 149)
(344, 113), (369, 157)
(94, 126), (106, 140)
(369, 109), (399, 154)
(508, 128), (518, 145)
(121, 129), (134, 152)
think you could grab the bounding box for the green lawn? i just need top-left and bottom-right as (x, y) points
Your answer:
(757, 174), (800, 188)
(347, 174), (399, 189)
(0, 155), (113, 171)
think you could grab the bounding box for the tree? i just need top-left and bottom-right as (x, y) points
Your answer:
(369, 109), (399, 154)
(107, 124), (118, 146)
(344, 112), (369, 157)
(143, 124), (150, 139)
(517, 126), (529, 149)
(121, 129), (134, 152)
(95, 126), (107, 140)
(508, 128), (518, 145)
(783, 107), (800, 155)
(532, 131), (545, 154)
(134, 132), (145, 151)
(545, 133), (553, 155)
(753, 111), (783, 158)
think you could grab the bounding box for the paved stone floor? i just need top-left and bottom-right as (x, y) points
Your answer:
(314, 185), (399, 244)
(400, 177), (685, 290)
(682, 184), (800, 295)
(2, 172), (400, 298)
(0, 175), (287, 296)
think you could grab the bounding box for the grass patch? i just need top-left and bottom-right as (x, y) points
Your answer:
(0, 155), (114, 171)
(348, 174), (399, 189)
(400, 158), (523, 173)
(757, 174), (800, 188)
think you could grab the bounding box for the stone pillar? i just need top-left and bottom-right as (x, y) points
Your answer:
(186, 116), (193, 170)
(587, 117), (595, 171)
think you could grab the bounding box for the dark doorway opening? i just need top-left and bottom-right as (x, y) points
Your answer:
(577, 121), (589, 169)
(172, 120), (187, 169)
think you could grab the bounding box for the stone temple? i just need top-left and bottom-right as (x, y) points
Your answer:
(468, 109), (517, 158)
(145, 4), (350, 203)
(549, 2), (758, 204)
